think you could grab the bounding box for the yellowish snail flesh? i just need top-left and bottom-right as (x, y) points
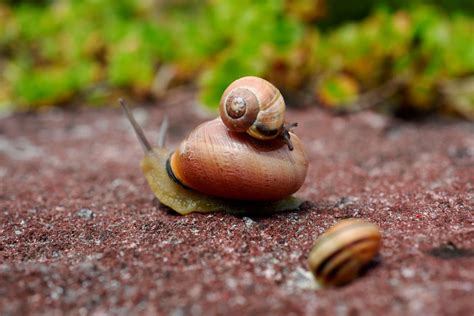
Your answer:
(119, 78), (308, 215)
(308, 219), (382, 287)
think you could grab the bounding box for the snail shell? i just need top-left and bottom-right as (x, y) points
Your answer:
(219, 76), (286, 140)
(308, 219), (381, 287)
(169, 118), (308, 200)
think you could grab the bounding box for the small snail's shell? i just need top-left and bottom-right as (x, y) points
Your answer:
(219, 76), (286, 140)
(308, 219), (381, 287)
(169, 118), (308, 200)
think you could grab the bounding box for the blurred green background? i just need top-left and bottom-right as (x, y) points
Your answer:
(0, 0), (473, 119)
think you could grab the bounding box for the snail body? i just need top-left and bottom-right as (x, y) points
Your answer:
(120, 94), (308, 215)
(308, 219), (381, 287)
(220, 76), (287, 141)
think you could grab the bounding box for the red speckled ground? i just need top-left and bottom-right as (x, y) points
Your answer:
(1, 97), (473, 315)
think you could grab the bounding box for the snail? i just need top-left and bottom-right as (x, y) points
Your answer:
(119, 86), (308, 215)
(219, 76), (297, 150)
(308, 219), (381, 287)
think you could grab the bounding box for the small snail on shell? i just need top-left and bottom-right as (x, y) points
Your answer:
(308, 219), (381, 287)
(119, 78), (308, 215)
(220, 76), (297, 150)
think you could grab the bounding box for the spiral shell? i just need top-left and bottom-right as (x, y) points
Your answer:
(219, 76), (286, 140)
(168, 118), (308, 200)
(308, 219), (381, 287)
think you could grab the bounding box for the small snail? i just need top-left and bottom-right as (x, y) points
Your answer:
(308, 219), (381, 287)
(219, 76), (297, 150)
(119, 82), (308, 215)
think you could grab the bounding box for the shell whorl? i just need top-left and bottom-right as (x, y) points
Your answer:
(219, 76), (286, 139)
(220, 86), (259, 132)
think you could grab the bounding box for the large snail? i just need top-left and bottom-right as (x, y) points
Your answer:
(308, 219), (382, 287)
(120, 77), (308, 215)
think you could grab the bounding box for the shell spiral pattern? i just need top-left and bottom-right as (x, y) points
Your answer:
(308, 219), (382, 287)
(219, 76), (286, 140)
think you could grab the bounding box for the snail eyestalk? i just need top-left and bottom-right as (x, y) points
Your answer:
(119, 98), (152, 153)
(157, 115), (169, 148)
(282, 122), (298, 151)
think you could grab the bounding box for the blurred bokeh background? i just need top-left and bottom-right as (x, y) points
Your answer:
(0, 0), (473, 119)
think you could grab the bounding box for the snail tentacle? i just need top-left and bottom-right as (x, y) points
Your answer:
(119, 98), (152, 153)
(157, 114), (169, 148)
(282, 122), (298, 151)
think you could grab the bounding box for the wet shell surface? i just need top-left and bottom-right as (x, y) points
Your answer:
(308, 219), (382, 287)
(169, 118), (308, 200)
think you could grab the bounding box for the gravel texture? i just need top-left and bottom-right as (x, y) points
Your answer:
(1, 99), (473, 315)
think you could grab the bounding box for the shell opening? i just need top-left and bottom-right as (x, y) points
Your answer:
(165, 153), (192, 191)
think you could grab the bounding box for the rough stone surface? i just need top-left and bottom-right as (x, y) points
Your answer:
(1, 99), (473, 315)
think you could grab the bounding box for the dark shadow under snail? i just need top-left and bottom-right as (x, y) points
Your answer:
(120, 76), (309, 215)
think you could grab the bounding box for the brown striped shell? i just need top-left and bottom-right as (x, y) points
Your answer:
(308, 219), (382, 287)
(219, 76), (286, 140)
(169, 118), (308, 200)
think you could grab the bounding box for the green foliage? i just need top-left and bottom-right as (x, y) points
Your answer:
(0, 0), (473, 118)
(315, 6), (474, 115)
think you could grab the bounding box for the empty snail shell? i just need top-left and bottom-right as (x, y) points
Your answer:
(308, 219), (381, 287)
(219, 76), (296, 150)
(120, 98), (308, 215)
